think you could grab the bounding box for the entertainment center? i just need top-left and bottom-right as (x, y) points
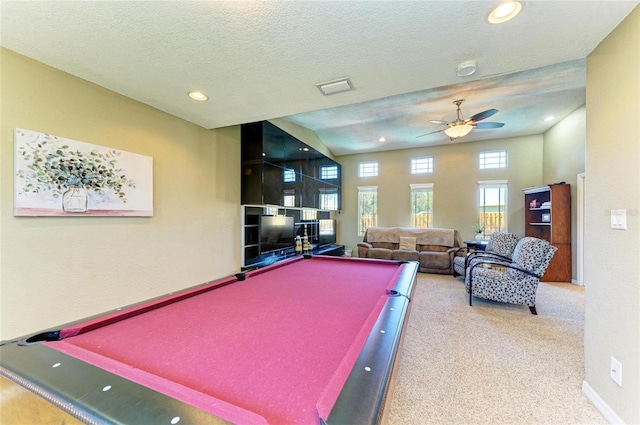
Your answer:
(241, 121), (344, 269)
(242, 206), (343, 269)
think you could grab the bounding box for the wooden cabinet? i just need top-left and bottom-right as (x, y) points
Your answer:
(523, 184), (571, 282)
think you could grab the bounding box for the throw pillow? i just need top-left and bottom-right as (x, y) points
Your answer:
(399, 236), (417, 251)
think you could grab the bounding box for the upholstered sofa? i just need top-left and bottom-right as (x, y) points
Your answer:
(357, 227), (461, 274)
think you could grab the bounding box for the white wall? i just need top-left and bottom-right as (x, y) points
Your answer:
(0, 48), (242, 340)
(584, 6), (640, 424)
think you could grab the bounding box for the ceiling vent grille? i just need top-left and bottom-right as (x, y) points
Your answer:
(316, 77), (353, 96)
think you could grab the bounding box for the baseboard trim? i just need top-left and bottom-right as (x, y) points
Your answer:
(582, 380), (624, 424)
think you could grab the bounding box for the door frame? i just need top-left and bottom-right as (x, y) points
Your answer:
(576, 173), (585, 285)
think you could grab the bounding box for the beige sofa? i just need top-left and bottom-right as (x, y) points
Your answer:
(357, 227), (462, 274)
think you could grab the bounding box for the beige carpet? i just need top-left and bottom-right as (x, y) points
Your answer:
(386, 273), (606, 425)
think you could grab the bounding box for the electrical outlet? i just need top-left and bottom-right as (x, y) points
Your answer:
(610, 356), (622, 386)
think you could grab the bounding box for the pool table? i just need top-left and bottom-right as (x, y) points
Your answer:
(0, 255), (418, 425)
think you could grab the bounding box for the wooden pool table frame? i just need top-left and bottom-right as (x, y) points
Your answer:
(0, 257), (418, 425)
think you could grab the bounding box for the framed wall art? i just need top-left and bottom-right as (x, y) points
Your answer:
(14, 128), (153, 217)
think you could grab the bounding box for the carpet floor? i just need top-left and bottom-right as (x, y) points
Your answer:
(386, 273), (606, 425)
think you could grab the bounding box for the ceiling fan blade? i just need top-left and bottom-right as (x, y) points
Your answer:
(473, 122), (505, 129)
(429, 120), (449, 125)
(416, 129), (445, 138)
(467, 108), (498, 123)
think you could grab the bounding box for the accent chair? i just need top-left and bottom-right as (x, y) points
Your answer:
(453, 231), (520, 277)
(464, 236), (557, 315)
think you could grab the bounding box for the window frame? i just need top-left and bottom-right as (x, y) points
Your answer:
(479, 150), (508, 170)
(477, 180), (508, 237)
(410, 156), (434, 174)
(410, 183), (434, 228)
(358, 161), (379, 177)
(357, 186), (378, 236)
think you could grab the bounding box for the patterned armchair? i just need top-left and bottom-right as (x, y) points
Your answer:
(453, 232), (520, 277)
(464, 237), (557, 315)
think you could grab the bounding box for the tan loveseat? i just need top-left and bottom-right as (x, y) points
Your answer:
(357, 227), (462, 274)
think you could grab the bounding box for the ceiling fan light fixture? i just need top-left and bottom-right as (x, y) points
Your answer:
(456, 60), (477, 77)
(444, 124), (473, 139)
(487, 1), (523, 24)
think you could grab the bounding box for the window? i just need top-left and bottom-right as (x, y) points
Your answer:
(478, 180), (508, 237)
(320, 165), (338, 180)
(411, 157), (433, 174)
(283, 168), (296, 182)
(283, 190), (295, 207)
(359, 161), (378, 177)
(357, 186), (378, 236)
(410, 184), (433, 228)
(319, 188), (338, 210)
(479, 150), (507, 169)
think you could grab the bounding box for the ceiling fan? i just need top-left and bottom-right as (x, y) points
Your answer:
(417, 99), (505, 140)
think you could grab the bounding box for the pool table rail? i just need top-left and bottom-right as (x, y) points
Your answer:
(321, 260), (418, 425)
(0, 342), (235, 425)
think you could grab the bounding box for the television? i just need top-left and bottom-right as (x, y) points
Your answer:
(260, 215), (295, 255)
(318, 219), (336, 246)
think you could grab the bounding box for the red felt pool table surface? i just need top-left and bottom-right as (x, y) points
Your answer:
(0, 255), (418, 425)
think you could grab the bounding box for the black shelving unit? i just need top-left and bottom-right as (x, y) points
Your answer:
(241, 205), (340, 268)
(241, 121), (342, 210)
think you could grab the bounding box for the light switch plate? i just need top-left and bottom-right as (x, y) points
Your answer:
(611, 356), (622, 386)
(611, 209), (627, 230)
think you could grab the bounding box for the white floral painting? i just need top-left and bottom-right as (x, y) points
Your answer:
(14, 128), (153, 216)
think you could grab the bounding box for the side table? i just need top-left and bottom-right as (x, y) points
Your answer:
(464, 240), (489, 251)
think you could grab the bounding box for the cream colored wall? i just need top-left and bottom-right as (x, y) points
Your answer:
(543, 105), (586, 280)
(0, 48), (241, 340)
(335, 135), (543, 254)
(584, 6), (640, 424)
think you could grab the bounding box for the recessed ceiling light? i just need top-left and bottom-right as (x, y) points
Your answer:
(487, 1), (523, 24)
(299, 147), (310, 152)
(544, 116), (555, 122)
(188, 91), (209, 101)
(378, 137), (386, 143)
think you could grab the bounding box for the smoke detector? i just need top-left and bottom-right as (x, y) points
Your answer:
(457, 60), (478, 77)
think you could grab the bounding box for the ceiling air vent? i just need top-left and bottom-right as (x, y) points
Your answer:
(316, 77), (353, 96)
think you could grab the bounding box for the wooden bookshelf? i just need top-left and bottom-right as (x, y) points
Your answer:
(523, 184), (571, 282)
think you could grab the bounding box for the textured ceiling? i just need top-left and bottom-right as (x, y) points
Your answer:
(1, 1), (638, 155)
